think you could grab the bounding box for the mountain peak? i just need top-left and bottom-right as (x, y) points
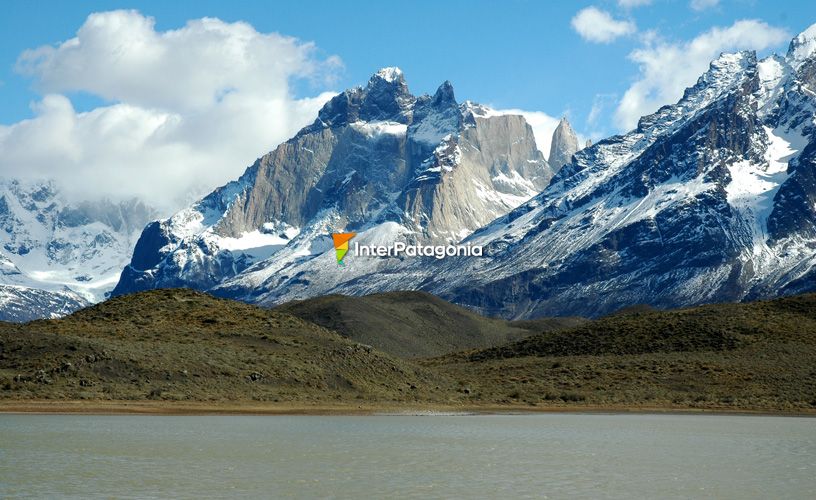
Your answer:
(788, 23), (816, 66)
(373, 67), (404, 83)
(308, 67), (415, 130)
(548, 116), (579, 172)
(636, 50), (756, 133)
(432, 80), (456, 106)
(364, 67), (410, 96)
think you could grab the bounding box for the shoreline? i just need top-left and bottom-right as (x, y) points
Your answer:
(1, 400), (814, 417)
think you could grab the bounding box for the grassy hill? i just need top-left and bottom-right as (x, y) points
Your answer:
(426, 294), (816, 411)
(0, 289), (461, 404)
(2, 289), (815, 412)
(275, 291), (585, 358)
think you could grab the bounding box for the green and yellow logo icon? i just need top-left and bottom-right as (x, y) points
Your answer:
(332, 232), (356, 266)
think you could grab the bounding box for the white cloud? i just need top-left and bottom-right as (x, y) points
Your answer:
(587, 93), (617, 129)
(618, 0), (652, 8)
(614, 19), (789, 130)
(571, 7), (636, 43)
(690, 0), (719, 11)
(2, 10), (341, 212)
(587, 99), (604, 127)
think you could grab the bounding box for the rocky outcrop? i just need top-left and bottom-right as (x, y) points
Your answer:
(547, 117), (580, 172)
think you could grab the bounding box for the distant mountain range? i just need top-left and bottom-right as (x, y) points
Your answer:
(4, 24), (816, 321)
(0, 179), (154, 321)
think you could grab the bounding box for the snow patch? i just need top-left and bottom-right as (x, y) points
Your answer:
(724, 126), (801, 250)
(492, 170), (537, 195)
(375, 67), (403, 83)
(757, 55), (790, 113)
(789, 23), (816, 67)
(473, 178), (532, 209)
(350, 121), (407, 138)
(216, 226), (299, 261)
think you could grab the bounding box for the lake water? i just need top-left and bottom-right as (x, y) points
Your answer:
(1, 413), (814, 499)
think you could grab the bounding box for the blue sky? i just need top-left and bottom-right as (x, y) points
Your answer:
(1, 0), (815, 209)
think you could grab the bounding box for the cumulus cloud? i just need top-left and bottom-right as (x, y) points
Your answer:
(571, 7), (636, 43)
(690, 0), (719, 11)
(1, 10), (341, 213)
(614, 19), (789, 130)
(586, 93), (618, 133)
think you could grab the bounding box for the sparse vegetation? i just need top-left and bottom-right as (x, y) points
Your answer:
(2, 289), (815, 413)
(274, 291), (585, 358)
(0, 289), (460, 404)
(425, 295), (816, 411)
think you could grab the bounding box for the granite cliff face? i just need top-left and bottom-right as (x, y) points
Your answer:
(113, 68), (553, 298)
(547, 117), (580, 172)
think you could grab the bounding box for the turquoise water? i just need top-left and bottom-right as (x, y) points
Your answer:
(1, 413), (814, 499)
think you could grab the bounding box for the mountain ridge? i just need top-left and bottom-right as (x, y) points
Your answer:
(112, 68), (555, 305)
(333, 26), (816, 318)
(7, 26), (816, 321)
(0, 179), (155, 321)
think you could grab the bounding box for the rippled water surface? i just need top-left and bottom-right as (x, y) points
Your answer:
(1, 413), (814, 498)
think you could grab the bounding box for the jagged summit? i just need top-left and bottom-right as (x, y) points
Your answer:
(547, 116), (580, 173)
(113, 68), (553, 301)
(432, 80), (456, 105)
(374, 66), (404, 83)
(306, 68), (415, 131)
(789, 22), (816, 66)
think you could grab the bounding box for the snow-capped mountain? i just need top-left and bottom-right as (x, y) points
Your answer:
(0, 179), (155, 321)
(0, 250), (87, 322)
(113, 68), (554, 298)
(342, 24), (816, 318)
(113, 25), (816, 319)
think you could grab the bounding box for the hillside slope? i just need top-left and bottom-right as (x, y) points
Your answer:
(275, 290), (585, 358)
(0, 289), (459, 403)
(2, 290), (815, 412)
(428, 294), (816, 410)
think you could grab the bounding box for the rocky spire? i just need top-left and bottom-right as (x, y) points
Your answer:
(548, 117), (580, 172)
